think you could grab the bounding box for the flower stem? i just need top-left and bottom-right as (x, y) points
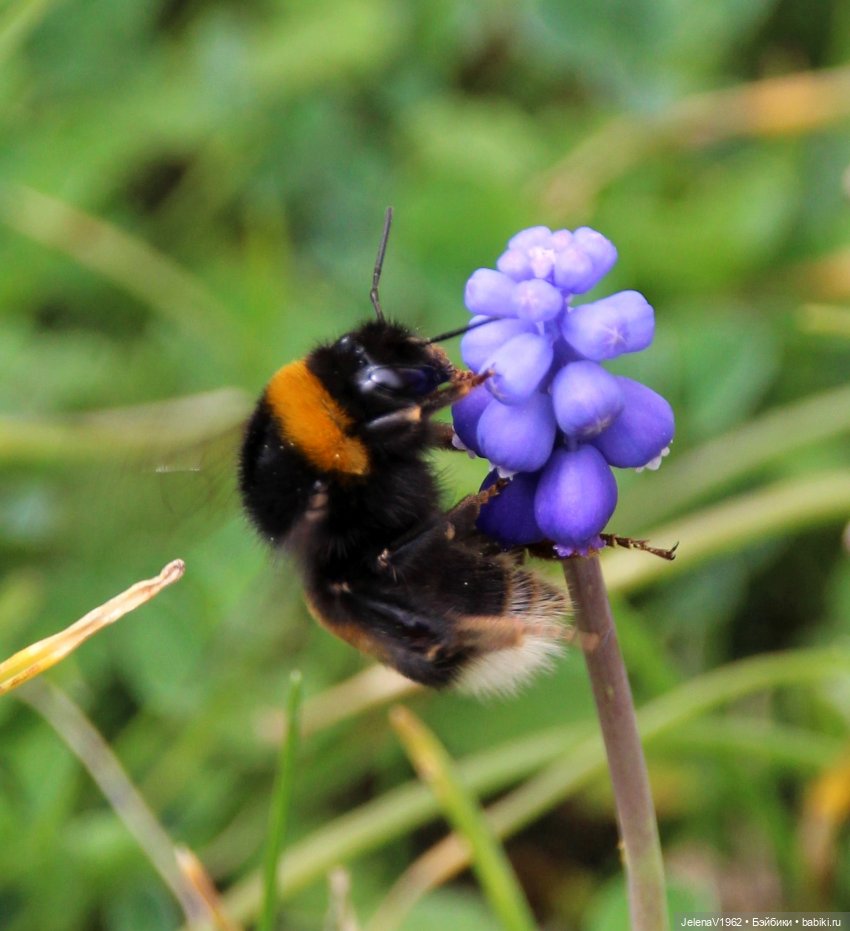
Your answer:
(562, 555), (668, 930)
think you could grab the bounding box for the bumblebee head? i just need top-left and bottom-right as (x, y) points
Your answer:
(315, 320), (454, 418)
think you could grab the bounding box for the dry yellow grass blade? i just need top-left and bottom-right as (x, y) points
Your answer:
(0, 559), (185, 696)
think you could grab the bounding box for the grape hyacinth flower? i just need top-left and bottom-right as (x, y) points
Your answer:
(453, 223), (673, 929)
(452, 225), (674, 555)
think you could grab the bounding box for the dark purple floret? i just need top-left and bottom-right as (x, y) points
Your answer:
(452, 384), (490, 456)
(535, 446), (619, 552)
(476, 471), (545, 546)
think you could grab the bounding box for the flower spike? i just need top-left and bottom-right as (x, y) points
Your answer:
(453, 224), (675, 555)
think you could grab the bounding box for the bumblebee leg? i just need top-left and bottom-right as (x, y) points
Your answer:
(363, 373), (489, 443)
(524, 536), (678, 561)
(375, 480), (509, 575)
(428, 421), (459, 450)
(305, 480), (330, 522)
(420, 370), (490, 416)
(442, 479), (509, 536)
(362, 406), (423, 438)
(599, 534), (678, 560)
(375, 520), (450, 576)
(307, 584), (460, 688)
(427, 421), (485, 452)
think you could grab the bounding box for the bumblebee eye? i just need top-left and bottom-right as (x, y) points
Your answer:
(398, 365), (442, 395)
(358, 364), (442, 397)
(364, 366), (404, 391)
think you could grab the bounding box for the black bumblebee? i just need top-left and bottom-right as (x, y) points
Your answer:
(238, 212), (567, 696)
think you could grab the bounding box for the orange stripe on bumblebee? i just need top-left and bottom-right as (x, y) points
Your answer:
(302, 591), (392, 665)
(265, 360), (370, 476)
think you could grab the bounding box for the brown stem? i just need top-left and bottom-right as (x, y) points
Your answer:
(562, 555), (669, 931)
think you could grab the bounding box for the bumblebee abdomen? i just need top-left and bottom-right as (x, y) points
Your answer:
(238, 395), (321, 544)
(303, 540), (568, 695)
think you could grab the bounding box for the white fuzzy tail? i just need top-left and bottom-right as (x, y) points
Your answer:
(455, 631), (565, 699)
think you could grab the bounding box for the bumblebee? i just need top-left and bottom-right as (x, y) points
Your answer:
(238, 213), (567, 696)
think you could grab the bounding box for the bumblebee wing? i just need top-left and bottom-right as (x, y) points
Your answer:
(305, 578), (466, 688)
(396, 544), (569, 697)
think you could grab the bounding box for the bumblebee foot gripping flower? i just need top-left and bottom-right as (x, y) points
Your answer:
(452, 225), (674, 555)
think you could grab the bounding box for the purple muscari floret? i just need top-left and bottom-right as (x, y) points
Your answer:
(592, 377), (674, 469)
(476, 392), (556, 474)
(574, 227), (618, 282)
(497, 249), (534, 281)
(512, 279), (563, 322)
(484, 332), (554, 405)
(464, 269), (517, 317)
(508, 226), (552, 250)
(461, 316), (536, 371)
(535, 446), (618, 552)
(451, 223), (674, 555)
(561, 290), (654, 361)
(477, 471), (545, 545)
(553, 244), (596, 293)
(551, 361), (623, 438)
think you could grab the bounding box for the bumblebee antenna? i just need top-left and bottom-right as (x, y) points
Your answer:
(371, 207), (393, 321)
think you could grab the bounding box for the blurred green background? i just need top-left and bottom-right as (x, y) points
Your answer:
(2, 0), (850, 928)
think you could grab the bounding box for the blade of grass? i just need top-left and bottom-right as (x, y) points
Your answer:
(18, 679), (234, 929)
(175, 847), (243, 931)
(389, 706), (537, 931)
(256, 665), (418, 746)
(603, 469), (850, 593)
(797, 303), (850, 339)
(655, 718), (843, 772)
(0, 390), (250, 466)
(0, 0), (58, 64)
(0, 183), (233, 342)
(259, 671), (303, 931)
(325, 868), (361, 931)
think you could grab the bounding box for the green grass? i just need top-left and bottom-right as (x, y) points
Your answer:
(259, 671), (302, 931)
(2, 0), (850, 928)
